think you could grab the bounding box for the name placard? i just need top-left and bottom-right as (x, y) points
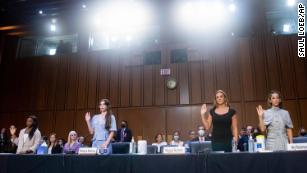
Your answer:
(287, 143), (307, 151)
(162, 146), (185, 154)
(78, 147), (98, 155)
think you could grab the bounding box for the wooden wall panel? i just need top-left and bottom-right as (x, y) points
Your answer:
(143, 65), (153, 106)
(97, 54), (109, 103)
(166, 64), (178, 105)
(74, 110), (95, 143)
(202, 48), (215, 103)
(36, 111), (54, 136)
(265, 35), (281, 92)
(299, 100), (307, 131)
(131, 66), (142, 106)
(35, 59), (50, 110)
(117, 108), (142, 139)
(179, 63), (189, 105)
(45, 58), (58, 110)
(76, 54), (88, 109)
(191, 105), (203, 131)
(189, 62), (202, 104)
(54, 111), (75, 139)
(166, 107), (191, 141)
(66, 55), (79, 110)
(283, 100), (300, 135)
(251, 36), (268, 100)
(109, 54), (120, 107)
(141, 108), (166, 143)
(227, 39), (242, 102)
(231, 103), (244, 131)
(239, 38), (255, 101)
(214, 43), (229, 94)
(119, 65), (130, 107)
(277, 36), (296, 99)
(87, 54), (99, 109)
(154, 65), (165, 105)
(244, 101), (266, 128)
(54, 56), (69, 110)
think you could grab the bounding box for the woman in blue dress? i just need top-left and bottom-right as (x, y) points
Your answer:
(85, 99), (117, 154)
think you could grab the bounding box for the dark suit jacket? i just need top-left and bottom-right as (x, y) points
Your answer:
(116, 128), (132, 142)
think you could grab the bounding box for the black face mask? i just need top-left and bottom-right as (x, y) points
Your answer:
(121, 124), (126, 128)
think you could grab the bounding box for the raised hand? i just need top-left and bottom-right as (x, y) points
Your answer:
(256, 105), (264, 118)
(200, 104), (207, 116)
(85, 112), (91, 122)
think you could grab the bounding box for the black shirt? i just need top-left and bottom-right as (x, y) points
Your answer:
(210, 107), (236, 152)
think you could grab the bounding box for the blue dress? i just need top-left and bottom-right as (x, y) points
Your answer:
(90, 114), (117, 154)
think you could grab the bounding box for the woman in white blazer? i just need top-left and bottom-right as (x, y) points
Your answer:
(16, 115), (41, 154)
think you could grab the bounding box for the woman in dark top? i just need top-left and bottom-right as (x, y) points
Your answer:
(200, 90), (238, 152)
(47, 133), (63, 154)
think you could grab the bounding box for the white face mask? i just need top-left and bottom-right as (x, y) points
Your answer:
(198, 130), (205, 137)
(173, 135), (179, 141)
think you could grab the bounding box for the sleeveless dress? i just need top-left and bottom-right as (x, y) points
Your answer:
(210, 107), (236, 152)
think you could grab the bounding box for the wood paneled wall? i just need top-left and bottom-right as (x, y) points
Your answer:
(0, 34), (306, 143)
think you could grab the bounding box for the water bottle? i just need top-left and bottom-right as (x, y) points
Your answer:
(232, 140), (237, 152)
(248, 136), (254, 152)
(129, 137), (136, 154)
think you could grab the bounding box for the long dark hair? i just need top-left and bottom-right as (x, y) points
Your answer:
(100, 99), (113, 130)
(47, 133), (57, 147)
(28, 115), (38, 140)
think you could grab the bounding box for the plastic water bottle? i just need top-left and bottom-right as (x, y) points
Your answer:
(248, 137), (254, 152)
(129, 137), (136, 154)
(232, 140), (237, 152)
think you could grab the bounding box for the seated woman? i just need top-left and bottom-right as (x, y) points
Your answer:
(6, 125), (18, 153)
(63, 131), (80, 154)
(47, 133), (63, 154)
(16, 115), (41, 154)
(169, 131), (184, 146)
(152, 133), (167, 153)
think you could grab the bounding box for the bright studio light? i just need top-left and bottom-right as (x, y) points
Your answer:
(229, 3), (236, 12)
(92, 1), (150, 33)
(176, 1), (227, 30)
(50, 24), (56, 32)
(287, 0), (296, 6)
(38, 10), (43, 15)
(283, 24), (290, 33)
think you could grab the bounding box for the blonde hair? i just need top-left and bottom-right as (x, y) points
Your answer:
(213, 90), (230, 107)
(67, 131), (78, 145)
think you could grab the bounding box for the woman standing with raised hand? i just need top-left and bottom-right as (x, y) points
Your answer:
(85, 99), (117, 154)
(256, 90), (293, 151)
(200, 90), (238, 152)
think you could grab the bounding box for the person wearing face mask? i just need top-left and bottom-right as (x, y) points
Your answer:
(256, 90), (293, 151)
(192, 126), (209, 142)
(116, 120), (132, 142)
(200, 90), (238, 152)
(170, 131), (184, 146)
(298, 128), (307, 137)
